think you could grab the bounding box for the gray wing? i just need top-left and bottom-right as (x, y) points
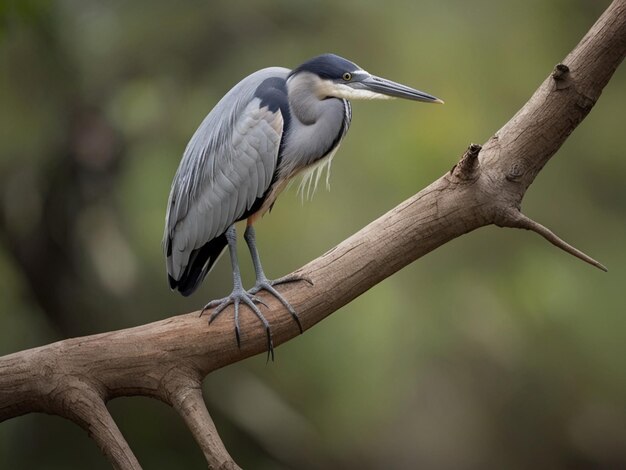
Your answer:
(164, 67), (289, 283)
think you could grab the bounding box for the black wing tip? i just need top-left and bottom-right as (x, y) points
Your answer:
(169, 265), (204, 296)
(168, 233), (228, 298)
(168, 272), (202, 297)
(179, 285), (199, 297)
(168, 273), (177, 289)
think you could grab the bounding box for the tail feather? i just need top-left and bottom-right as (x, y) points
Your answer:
(168, 233), (228, 297)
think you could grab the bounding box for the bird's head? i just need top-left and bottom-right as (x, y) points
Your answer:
(288, 53), (443, 104)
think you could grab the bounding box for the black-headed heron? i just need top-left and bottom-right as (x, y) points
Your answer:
(164, 53), (442, 358)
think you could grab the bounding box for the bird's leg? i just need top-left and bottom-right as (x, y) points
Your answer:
(202, 225), (274, 360)
(244, 225), (312, 334)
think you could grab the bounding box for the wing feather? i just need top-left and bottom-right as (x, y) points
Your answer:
(164, 67), (288, 283)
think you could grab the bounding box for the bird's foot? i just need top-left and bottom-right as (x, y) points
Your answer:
(248, 273), (313, 334)
(201, 287), (274, 361)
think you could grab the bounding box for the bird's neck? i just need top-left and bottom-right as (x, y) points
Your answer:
(280, 73), (348, 176)
(287, 72), (334, 124)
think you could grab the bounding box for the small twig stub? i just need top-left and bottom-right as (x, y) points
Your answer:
(451, 143), (482, 179)
(552, 63), (572, 90)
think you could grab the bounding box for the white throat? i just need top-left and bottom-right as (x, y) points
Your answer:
(318, 81), (393, 101)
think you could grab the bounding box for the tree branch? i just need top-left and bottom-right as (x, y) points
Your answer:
(497, 210), (608, 272)
(65, 389), (141, 470)
(1, 1), (624, 468)
(164, 372), (241, 469)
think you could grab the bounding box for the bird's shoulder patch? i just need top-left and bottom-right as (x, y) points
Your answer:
(254, 77), (288, 114)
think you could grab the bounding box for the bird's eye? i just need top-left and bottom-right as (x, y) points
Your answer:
(342, 72), (352, 81)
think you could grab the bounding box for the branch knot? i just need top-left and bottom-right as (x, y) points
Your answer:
(552, 63), (572, 90)
(505, 162), (525, 182)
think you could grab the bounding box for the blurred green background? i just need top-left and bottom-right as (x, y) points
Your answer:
(1, 0), (625, 468)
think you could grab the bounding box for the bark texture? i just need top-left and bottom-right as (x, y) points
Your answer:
(1, 1), (625, 468)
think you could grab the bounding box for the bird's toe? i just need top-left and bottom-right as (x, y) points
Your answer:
(204, 288), (275, 360)
(249, 280), (303, 334)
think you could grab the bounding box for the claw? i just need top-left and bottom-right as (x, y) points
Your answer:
(234, 300), (241, 348)
(265, 326), (274, 363)
(204, 298), (223, 309)
(200, 298), (222, 317)
(204, 287), (275, 360)
(235, 326), (241, 348)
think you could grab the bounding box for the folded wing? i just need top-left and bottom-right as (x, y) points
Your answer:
(164, 67), (289, 295)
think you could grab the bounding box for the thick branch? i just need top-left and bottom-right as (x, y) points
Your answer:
(0, 1), (624, 468)
(66, 390), (141, 470)
(164, 372), (241, 469)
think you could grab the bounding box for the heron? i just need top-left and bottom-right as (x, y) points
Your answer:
(164, 53), (442, 358)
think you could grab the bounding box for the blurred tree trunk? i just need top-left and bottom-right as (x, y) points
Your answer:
(0, 9), (126, 336)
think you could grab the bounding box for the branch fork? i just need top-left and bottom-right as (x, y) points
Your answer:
(497, 209), (608, 272)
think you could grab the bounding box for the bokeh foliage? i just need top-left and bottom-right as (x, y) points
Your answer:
(1, 0), (624, 468)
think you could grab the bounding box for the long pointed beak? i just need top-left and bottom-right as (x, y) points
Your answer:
(358, 74), (444, 103)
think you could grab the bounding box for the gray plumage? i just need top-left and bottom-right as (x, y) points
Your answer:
(163, 53), (442, 357)
(165, 67), (288, 285)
